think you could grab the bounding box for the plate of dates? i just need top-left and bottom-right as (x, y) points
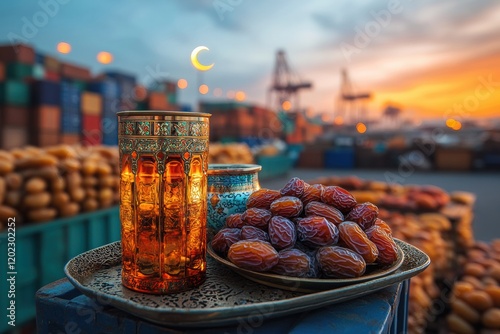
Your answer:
(208, 177), (410, 292)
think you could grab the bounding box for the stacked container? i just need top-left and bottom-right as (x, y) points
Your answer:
(80, 91), (102, 145)
(31, 80), (61, 146)
(87, 78), (120, 145)
(0, 44), (34, 149)
(60, 80), (82, 144)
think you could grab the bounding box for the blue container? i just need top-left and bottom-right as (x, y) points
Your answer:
(207, 164), (262, 235)
(103, 71), (136, 84)
(0, 206), (120, 333)
(87, 79), (121, 99)
(35, 52), (45, 65)
(60, 81), (81, 133)
(324, 148), (355, 169)
(101, 115), (118, 145)
(32, 80), (61, 106)
(102, 96), (120, 118)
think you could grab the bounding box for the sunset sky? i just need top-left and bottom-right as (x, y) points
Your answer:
(1, 0), (499, 121)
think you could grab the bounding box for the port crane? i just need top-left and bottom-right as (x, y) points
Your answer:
(336, 68), (372, 124)
(268, 50), (312, 111)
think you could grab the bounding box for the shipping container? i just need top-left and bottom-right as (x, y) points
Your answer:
(60, 133), (80, 144)
(60, 62), (91, 81)
(0, 62), (5, 81)
(148, 91), (169, 110)
(32, 80), (61, 106)
(324, 148), (355, 169)
(0, 126), (28, 149)
(36, 105), (61, 131)
(0, 80), (30, 106)
(33, 131), (60, 147)
(44, 55), (60, 73)
(102, 116), (118, 145)
(102, 96), (120, 118)
(6, 62), (34, 80)
(81, 91), (102, 115)
(81, 114), (102, 145)
(435, 147), (472, 171)
(35, 52), (45, 65)
(44, 70), (60, 82)
(297, 147), (325, 168)
(60, 81), (81, 133)
(87, 79), (120, 99)
(0, 105), (28, 127)
(0, 44), (35, 64)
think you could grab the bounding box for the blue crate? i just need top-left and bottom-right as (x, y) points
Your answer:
(32, 80), (61, 106)
(324, 148), (355, 169)
(0, 206), (121, 333)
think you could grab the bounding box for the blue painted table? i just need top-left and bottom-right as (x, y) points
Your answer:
(35, 278), (408, 333)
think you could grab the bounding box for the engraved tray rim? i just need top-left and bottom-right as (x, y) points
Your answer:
(64, 239), (430, 328)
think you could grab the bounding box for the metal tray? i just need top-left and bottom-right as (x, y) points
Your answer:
(64, 239), (430, 328)
(207, 242), (405, 293)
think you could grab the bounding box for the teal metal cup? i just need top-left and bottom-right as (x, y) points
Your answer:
(207, 164), (262, 235)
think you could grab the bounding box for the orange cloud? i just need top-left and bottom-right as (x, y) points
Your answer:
(372, 52), (500, 119)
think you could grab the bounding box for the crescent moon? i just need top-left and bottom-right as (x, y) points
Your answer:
(191, 46), (214, 71)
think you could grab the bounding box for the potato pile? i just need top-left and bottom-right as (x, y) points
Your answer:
(211, 177), (400, 279)
(447, 240), (500, 333)
(0, 145), (119, 229)
(209, 143), (254, 164)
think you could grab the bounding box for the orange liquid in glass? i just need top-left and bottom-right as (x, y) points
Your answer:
(120, 153), (207, 294)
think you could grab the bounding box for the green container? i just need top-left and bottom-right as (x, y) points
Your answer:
(0, 80), (30, 106)
(167, 92), (177, 105)
(0, 206), (120, 332)
(6, 62), (33, 80)
(72, 79), (86, 91)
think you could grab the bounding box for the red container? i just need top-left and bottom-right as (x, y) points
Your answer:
(60, 62), (91, 81)
(34, 131), (60, 147)
(148, 92), (169, 110)
(0, 44), (35, 64)
(0, 105), (28, 127)
(37, 105), (61, 131)
(81, 114), (102, 145)
(0, 62), (4, 81)
(45, 70), (60, 82)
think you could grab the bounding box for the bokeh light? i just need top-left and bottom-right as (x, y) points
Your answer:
(199, 84), (209, 95)
(356, 122), (367, 134)
(227, 90), (235, 99)
(97, 51), (113, 64)
(282, 100), (292, 111)
(56, 42), (71, 54)
(451, 120), (462, 131)
(446, 118), (457, 128)
(334, 116), (344, 125)
(177, 78), (188, 89)
(235, 91), (246, 101)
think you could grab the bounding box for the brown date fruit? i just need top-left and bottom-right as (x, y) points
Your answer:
(271, 249), (312, 277)
(365, 225), (398, 265)
(270, 196), (303, 218)
(321, 186), (357, 213)
(246, 188), (281, 209)
(228, 240), (279, 272)
(241, 225), (270, 242)
(241, 208), (272, 230)
(296, 216), (339, 248)
(316, 246), (366, 278)
(226, 213), (245, 228)
(268, 216), (296, 250)
(346, 202), (379, 230)
(280, 177), (306, 197)
(211, 228), (242, 255)
(300, 183), (324, 206)
(305, 201), (344, 225)
(374, 218), (392, 236)
(338, 221), (378, 263)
